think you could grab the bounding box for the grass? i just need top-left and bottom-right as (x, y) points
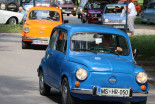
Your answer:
(130, 35), (155, 61)
(0, 24), (23, 33)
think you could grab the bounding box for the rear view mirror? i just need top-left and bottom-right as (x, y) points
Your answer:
(133, 49), (139, 58)
(64, 20), (69, 24)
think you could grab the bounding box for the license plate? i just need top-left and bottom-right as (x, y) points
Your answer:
(96, 87), (130, 97)
(65, 11), (71, 13)
(114, 26), (124, 28)
(32, 40), (49, 45)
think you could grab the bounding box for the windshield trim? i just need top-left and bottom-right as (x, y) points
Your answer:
(70, 32), (130, 56)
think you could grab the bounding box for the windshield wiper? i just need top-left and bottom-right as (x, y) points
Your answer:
(73, 48), (97, 54)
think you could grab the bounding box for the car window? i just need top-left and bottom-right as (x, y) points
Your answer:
(56, 0), (72, 5)
(71, 33), (129, 56)
(29, 10), (60, 21)
(56, 31), (67, 53)
(105, 5), (125, 14)
(7, 0), (15, 2)
(49, 30), (57, 49)
(148, 3), (155, 9)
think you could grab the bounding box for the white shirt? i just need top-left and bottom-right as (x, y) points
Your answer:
(128, 2), (137, 16)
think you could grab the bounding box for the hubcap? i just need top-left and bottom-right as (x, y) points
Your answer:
(62, 82), (67, 104)
(39, 75), (44, 91)
(10, 18), (16, 25)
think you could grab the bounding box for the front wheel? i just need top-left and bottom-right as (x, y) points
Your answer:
(22, 41), (30, 49)
(131, 100), (147, 104)
(67, 14), (70, 16)
(39, 72), (50, 96)
(81, 16), (86, 23)
(73, 14), (76, 16)
(61, 78), (75, 104)
(8, 17), (17, 25)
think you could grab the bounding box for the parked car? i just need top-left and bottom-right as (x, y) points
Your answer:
(118, 0), (141, 15)
(0, 0), (19, 12)
(81, 0), (110, 24)
(0, 9), (23, 24)
(141, 1), (155, 24)
(21, 6), (68, 49)
(102, 4), (127, 30)
(23, 0), (51, 12)
(54, 0), (76, 16)
(77, 0), (88, 18)
(37, 24), (148, 104)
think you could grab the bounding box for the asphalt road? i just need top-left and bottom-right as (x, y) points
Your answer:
(0, 15), (155, 104)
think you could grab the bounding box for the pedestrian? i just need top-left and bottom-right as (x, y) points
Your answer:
(18, 6), (27, 22)
(124, 0), (137, 36)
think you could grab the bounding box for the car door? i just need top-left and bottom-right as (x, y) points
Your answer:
(0, 10), (4, 24)
(46, 29), (68, 89)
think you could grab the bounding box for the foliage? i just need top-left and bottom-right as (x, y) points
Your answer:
(0, 24), (23, 33)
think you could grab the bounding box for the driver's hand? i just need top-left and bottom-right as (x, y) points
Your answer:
(115, 47), (123, 52)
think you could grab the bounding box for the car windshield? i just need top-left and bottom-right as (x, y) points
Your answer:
(36, 0), (51, 3)
(7, 0), (16, 2)
(56, 0), (72, 4)
(29, 10), (60, 21)
(71, 33), (129, 56)
(148, 3), (155, 9)
(105, 5), (125, 14)
(89, 2), (108, 9)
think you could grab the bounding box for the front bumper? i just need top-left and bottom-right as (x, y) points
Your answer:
(22, 36), (49, 45)
(71, 88), (148, 97)
(62, 10), (76, 14)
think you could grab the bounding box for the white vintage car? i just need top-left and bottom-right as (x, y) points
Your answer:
(0, 9), (24, 25)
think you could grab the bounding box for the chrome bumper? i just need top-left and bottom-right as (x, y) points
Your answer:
(22, 36), (49, 41)
(71, 88), (148, 97)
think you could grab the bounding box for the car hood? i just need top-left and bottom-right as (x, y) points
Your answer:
(104, 13), (126, 20)
(88, 10), (101, 14)
(67, 55), (135, 74)
(144, 9), (155, 14)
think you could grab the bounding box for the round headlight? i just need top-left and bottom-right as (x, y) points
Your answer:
(74, 7), (76, 10)
(59, 7), (62, 9)
(80, 8), (83, 12)
(136, 72), (148, 84)
(76, 68), (87, 80)
(104, 19), (109, 23)
(24, 27), (29, 33)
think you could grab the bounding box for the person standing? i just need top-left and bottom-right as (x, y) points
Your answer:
(124, 0), (137, 36)
(18, 6), (27, 22)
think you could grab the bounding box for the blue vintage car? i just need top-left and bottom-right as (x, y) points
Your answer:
(101, 4), (127, 30)
(38, 24), (148, 104)
(141, 1), (155, 24)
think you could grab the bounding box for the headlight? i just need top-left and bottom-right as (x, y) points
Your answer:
(24, 27), (29, 33)
(76, 68), (87, 80)
(74, 7), (76, 10)
(104, 19), (109, 23)
(136, 72), (148, 84)
(80, 8), (83, 12)
(59, 7), (62, 9)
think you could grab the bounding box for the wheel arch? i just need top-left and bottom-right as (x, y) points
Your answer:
(6, 16), (18, 24)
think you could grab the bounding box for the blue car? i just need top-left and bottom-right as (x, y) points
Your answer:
(38, 24), (148, 104)
(141, 1), (155, 24)
(102, 4), (127, 30)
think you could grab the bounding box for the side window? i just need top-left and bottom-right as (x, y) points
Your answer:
(56, 31), (67, 53)
(49, 30), (57, 49)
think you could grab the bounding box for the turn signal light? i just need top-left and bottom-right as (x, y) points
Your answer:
(141, 85), (146, 91)
(75, 81), (80, 87)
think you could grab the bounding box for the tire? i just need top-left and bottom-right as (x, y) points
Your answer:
(73, 14), (76, 16)
(131, 100), (147, 104)
(22, 41), (30, 49)
(39, 71), (50, 96)
(61, 78), (75, 104)
(67, 14), (70, 16)
(81, 16), (86, 23)
(8, 17), (17, 25)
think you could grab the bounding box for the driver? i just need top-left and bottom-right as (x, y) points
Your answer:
(94, 35), (123, 53)
(49, 11), (57, 20)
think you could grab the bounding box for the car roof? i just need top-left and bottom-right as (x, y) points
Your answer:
(57, 24), (128, 37)
(29, 6), (61, 12)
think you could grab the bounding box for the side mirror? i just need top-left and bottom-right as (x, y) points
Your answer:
(64, 20), (69, 24)
(133, 49), (139, 58)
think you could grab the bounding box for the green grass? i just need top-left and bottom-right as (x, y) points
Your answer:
(130, 35), (155, 61)
(0, 24), (23, 33)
